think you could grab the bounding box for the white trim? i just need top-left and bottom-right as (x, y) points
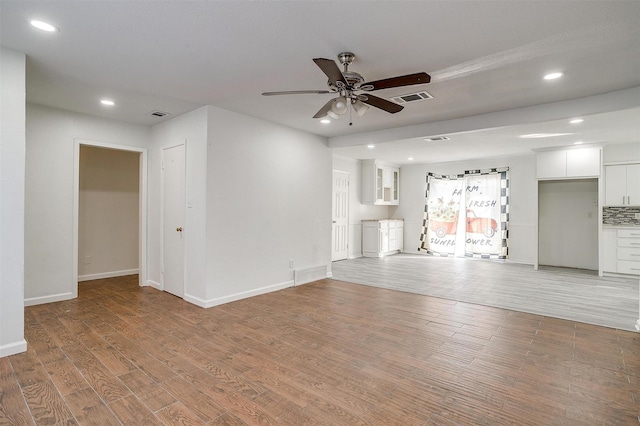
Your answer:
(603, 160), (640, 166)
(146, 279), (162, 290)
(25, 292), (74, 307)
(78, 269), (139, 282)
(635, 319), (640, 332)
(73, 139), (148, 295)
(0, 340), (27, 358)
(184, 280), (295, 308)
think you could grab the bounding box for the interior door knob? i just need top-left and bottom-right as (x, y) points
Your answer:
(176, 227), (183, 232)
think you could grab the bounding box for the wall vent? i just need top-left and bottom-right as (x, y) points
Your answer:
(423, 136), (450, 142)
(294, 265), (327, 286)
(390, 90), (433, 104)
(147, 110), (171, 118)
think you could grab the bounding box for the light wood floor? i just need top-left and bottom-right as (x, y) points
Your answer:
(1, 275), (639, 425)
(331, 254), (640, 331)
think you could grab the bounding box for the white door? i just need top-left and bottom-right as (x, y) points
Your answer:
(162, 144), (185, 297)
(332, 170), (349, 261)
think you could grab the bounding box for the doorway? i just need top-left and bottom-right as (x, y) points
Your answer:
(538, 179), (598, 270)
(332, 170), (349, 261)
(73, 139), (147, 297)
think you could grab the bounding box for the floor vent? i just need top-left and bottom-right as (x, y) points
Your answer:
(147, 110), (171, 118)
(390, 90), (433, 104)
(294, 265), (327, 286)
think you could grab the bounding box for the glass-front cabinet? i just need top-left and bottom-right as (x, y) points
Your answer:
(362, 160), (400, 205)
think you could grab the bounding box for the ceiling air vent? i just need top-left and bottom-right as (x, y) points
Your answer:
(390, 90), (433, 105)
(147, 110), (171, 118)
(423, 136), (450, 142)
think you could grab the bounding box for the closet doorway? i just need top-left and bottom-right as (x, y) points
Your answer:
(73, 140), (147, 295)
(538, 179), (598, 270)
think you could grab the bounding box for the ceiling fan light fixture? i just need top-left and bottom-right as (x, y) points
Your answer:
(327, 110), (341, 119)
(331, 97), (348, 115)
(352, 99), (370, 117)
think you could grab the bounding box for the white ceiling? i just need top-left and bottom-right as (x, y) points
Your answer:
(2, 1), (639, 164)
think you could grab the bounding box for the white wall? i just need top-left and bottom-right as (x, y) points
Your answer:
(0, 48), (27, 357)
(149, 106), (209, 302)
(332, 156), (390, 258)
(78, 146), (140, 280)
(205, 106), (332, 304)
(25, 104), (150, 305)
(393, 154), (538, 264)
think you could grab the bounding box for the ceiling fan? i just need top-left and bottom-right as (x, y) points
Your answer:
(262, 52), (431, 122)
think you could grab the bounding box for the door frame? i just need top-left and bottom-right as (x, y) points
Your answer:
(161, 142), (186, 297)
(73, 139), (148, 296)
(331, 169), (350, 261)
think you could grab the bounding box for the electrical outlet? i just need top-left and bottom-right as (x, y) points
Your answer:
(635, 213), (640, 220)
(289, 259), (294, 268)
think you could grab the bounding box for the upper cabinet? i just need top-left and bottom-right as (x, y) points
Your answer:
(536, 147), (601, 179)
(362, 160), (400, 205)
(604, 164), (640, 206)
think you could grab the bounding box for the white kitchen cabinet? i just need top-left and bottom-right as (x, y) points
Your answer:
(537, 150), (567, 179)
(604, 164), (640, 206)
(362, 160), (400, 205)
(602, 228), (617, 273)
(602, 227), (640, 276)
(536, 147), (601, 179)
(362, 219), (403, 257)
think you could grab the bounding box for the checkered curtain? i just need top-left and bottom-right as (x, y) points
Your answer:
(464, 168), (509, 259)
(419, 173), (464, 256)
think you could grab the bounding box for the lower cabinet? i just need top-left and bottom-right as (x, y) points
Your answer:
(602, 227), (640, 275)
(363, 220), (404, 257)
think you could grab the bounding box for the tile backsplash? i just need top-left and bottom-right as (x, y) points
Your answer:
(603, 206), (640, 226)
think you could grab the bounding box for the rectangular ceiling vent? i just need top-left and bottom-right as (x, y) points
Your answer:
(146, 110), (171, 118)
(390, 90), (433, 105)
(423, 136), (450, 142)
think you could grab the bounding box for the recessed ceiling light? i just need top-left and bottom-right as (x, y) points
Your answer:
(543, 72), (564, 80)
(519, 133), (572, 138)
(408, 157), (414, 161)
(367, 144), (375, 149)
(320, 119), (331, 124)
(30, 20), (58, 32)
(574, 141), (584, 145)
(100, 99), (115, 106)
(569, 118), (584, 124)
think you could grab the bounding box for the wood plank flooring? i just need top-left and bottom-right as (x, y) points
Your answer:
(1, 274), (639, 425)
(331, 254), (640, 331)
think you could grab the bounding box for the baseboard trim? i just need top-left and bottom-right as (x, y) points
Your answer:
(78, 269), (139, 282)
(24, 292), (74, 307)
(0, 339), (27, 358)
(145, 280), (162, 290)
(635, 319), (640, 332)
(184, 280), (295, 308)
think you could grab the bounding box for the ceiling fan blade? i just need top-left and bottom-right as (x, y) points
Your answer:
(359, 94), (404, 114)
(313, 58), (347, 88)
(262, 90), (333, 96)
(313, 98), (335, 118)
(362, 72), (431, 91)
